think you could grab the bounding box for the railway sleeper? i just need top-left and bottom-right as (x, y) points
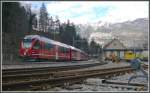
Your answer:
(2, 66), (141, 91)
(51, 66), (131, 76)
(62, 79), (84, 89)
(4, 68), (132, 85)
(3, 76), (54, 84)
(85, 78), (147, 91)
(53, 68), (131, 78)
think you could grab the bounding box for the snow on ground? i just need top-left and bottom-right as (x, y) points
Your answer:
(49, 62), (148, 92)
(110, 71), (148, 84)
(50, 82), (140, 91)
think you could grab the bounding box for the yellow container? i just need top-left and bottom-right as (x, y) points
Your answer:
(124, 51), (136, 61)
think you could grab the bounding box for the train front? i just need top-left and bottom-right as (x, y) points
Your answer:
(19, 36), (34, 60)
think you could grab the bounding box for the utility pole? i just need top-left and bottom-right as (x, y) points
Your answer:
(73, 37), (74, 46)
(54, 28), (55, 40)
(133, 39), (136, 56)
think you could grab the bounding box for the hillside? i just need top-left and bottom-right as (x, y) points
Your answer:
(76, 18), (148, 48)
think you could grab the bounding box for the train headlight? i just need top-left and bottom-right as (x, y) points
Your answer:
(24, 52), (26, 55)
(24, 49), (28, 56)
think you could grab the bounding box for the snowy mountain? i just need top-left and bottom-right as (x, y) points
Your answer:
(76, 18), (149, 48)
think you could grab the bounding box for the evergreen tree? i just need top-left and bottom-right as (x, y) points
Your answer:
(89, 40), (102, 56)
(60, 20), (76, 45)
(81, 38), (89, 53)
(39, 3), (48, 32)
(2, 2), (29, 57)
(26, 4), (36, 34)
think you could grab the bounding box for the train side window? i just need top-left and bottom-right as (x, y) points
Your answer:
(64, 48), (69, 53)
(59, 47), (63, 52)
(48, 43), (53, 49)
(59, 47), (69, 53)
(45, 43), (53, 50)
(33, 41), (40, 49)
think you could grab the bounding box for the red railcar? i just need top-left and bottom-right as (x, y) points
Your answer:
(19, 35), (88, 61)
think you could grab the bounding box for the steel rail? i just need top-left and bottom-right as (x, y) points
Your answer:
(2, 66), (131, 84)
(102, 79), (146, 86)
(3, 66), (130, 79)
(2, 66), (139, 91)
(2, 62), (105, 75)
(2, 65), (148, 91)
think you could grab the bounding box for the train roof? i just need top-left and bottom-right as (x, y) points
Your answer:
(24, 35), (70, 48)
(69, 46), (82, 52)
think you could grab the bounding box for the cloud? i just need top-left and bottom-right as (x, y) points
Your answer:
(46, 1), (112, 23)
(46, 1), (148, 24)
(99, 1), (149, 23)
(20, 1), (148, 24)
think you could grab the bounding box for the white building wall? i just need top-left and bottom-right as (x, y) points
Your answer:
(105, 40), (126, 49)
(104, 39), (126, 60)
(120, 51), (124, 59)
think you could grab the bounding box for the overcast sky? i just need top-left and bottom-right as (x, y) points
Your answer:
(20, 1), (148, 24)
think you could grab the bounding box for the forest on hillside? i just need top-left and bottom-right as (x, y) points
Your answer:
(2, 2), (102, 61)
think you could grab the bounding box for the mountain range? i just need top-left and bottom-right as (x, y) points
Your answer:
(76, 18), (148, 48)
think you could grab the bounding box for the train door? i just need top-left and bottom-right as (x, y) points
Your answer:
(55, 45), (58, 60)
(41, 42), (47, 59)
(71, 50), (76, 60)
(40, 42), (54, 60)
(32, 40), (41, 59)
(66, 48), (70, 60)
(77, 52), (80, 60)
(40, 41), (45, 59)
(46, 43), (55, 60)
(69, 48), (72, 61)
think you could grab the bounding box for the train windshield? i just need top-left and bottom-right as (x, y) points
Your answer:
(22, 39), (32, 48)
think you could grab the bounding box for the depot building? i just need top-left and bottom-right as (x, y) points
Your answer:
(102, 38), (147, 61)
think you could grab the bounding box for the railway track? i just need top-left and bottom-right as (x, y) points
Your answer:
(2, 65), (148, 91)
(2, 66), (130, 84)
(3, 62), (105, 75)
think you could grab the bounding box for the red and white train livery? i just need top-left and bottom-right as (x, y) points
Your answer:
(19, 35), (88, 61)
